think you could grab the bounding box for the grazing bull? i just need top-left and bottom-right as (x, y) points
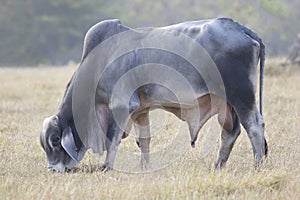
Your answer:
(40, 18), (268, 172)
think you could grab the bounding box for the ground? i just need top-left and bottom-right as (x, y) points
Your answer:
(0, 60), (299, 199)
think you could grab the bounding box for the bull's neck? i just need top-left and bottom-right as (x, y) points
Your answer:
(57, 79), (83, 149)
(57, 81), (74, 128)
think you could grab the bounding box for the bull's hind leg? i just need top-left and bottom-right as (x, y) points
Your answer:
(215, 104), (241, 169)
(133, 109), (151, 170)
(238, 106), (267, 168)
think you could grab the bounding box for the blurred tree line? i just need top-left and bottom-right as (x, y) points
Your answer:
(0, 0), (299, 66)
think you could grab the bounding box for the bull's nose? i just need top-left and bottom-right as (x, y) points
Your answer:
(48, 166), (62, 173)
(48, 167), (58, 172)
(47, 166), (65, 173)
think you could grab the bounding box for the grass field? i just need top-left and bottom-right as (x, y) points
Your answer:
(0, 60), (299, 199)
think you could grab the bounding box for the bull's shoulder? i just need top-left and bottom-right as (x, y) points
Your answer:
(81, 19), (130, 62)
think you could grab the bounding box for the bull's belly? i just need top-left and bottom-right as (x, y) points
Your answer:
(136, 92), (227, 118)
(139, 84), (209, 109)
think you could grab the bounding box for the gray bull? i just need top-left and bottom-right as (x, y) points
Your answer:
(40, 18), (268, 172)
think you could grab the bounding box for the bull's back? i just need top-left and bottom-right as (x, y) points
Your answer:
(81, 18), (256, 66)
(163, 18), (255, 58)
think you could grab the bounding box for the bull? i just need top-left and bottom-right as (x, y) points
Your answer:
(40, 18), (268, 172)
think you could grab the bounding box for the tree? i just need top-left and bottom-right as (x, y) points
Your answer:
(0, 0), (104, 65)
(0, 0), (299, 65)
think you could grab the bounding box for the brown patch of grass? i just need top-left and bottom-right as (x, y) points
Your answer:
(0, 61), (299, 199)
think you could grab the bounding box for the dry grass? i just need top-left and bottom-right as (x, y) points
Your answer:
(0, 60), (299, 199)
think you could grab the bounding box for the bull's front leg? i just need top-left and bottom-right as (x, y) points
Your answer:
(133, 110), (151, 170)
(100, 119), (123, 172)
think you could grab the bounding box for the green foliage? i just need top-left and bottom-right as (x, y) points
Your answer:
(0, 0), (104, 65)
(258, 0), (289, 16)
(0, 0), (299, 65)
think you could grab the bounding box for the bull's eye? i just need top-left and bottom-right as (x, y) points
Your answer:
(50, 135), (61, 146)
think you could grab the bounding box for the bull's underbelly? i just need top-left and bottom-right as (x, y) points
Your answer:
(134, 92), (227, 122)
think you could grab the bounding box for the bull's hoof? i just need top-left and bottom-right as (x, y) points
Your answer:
(99, 164), (113, 173)
(215, 158), (227, 171)
(254, 161), (263, 171)
(140, 159), (150, 171)
(214, 160), (226, 171)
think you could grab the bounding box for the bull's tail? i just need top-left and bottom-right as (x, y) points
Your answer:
(238, 23), (265, 116)
(258, 41), (265, 116)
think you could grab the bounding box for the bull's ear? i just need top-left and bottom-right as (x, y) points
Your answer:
(61, 127), (79, 163)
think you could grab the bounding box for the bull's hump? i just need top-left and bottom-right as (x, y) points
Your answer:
(81, 19), (129, 62)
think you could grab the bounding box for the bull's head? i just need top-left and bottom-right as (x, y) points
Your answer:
(40, 116), (86, 172)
